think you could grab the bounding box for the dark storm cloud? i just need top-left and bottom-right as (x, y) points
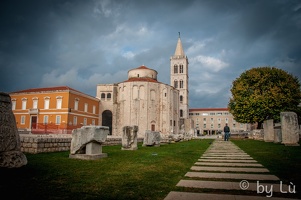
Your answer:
(1, 0), (300, 108)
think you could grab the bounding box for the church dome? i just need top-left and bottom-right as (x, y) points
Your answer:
(126, 65), (158, 82)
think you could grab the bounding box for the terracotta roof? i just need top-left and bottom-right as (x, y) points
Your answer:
(124, 77), (158, 83)
(189, 108), (229, 112)
(136, 65), (149, 69)
(10, 86), (84, 94)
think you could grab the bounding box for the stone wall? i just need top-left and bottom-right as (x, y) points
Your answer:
(19, 134), (143, 154)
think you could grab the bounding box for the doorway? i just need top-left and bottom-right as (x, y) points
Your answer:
(31, 116), (37, 129)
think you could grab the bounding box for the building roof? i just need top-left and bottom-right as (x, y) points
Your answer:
(124, 77), (158, 83)
(174, 37), (185, 56)
(189, 108), (229, 112)
(9, 86), (98, 99)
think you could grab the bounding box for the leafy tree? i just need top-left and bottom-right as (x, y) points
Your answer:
(228, 66), (301, 128)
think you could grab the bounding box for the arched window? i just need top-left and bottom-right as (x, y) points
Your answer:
(180, 80), (184, 88)
(174, 65), (178, 73)
(180, 95), (183, 102)
(180, 109), (183, 117)
(174, 80), (178, 88)
(107, 93), (111, 100)
(101, 93), (106, 100)
(179, 65), (184, 73)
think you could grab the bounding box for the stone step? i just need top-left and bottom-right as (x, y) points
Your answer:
(198, 159), (258, 163)
(190, 166), (269, 173)
(185, 172), (279, 181)
(195, 161), (263, 167)
(176, 180), (289, 192)
(164, 191), (294, 200)
(201, 156), (254, 160)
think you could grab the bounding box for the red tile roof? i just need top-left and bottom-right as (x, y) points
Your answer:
(10, 86), (78, 93)
(136, 65), (149, 69)
(124, 77), (158, 83)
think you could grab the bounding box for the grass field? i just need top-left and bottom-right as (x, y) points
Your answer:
(0, 139), (300, 200)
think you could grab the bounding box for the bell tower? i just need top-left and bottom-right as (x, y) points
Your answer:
(170, 33), (189, 122)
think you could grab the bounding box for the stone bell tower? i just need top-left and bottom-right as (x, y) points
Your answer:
(170, 33), (189, 124)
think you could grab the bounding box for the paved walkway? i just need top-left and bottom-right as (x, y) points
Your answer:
(164, 139), (299, 200)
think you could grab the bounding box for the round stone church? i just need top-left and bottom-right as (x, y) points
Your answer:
(97, 65), (180, 137)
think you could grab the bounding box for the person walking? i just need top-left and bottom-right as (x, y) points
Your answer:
(224, 123), (230, 141)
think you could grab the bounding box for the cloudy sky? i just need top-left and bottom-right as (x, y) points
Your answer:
(1, 0), (300, 108)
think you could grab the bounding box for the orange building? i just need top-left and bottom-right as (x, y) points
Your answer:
(9, 86), (100, 134)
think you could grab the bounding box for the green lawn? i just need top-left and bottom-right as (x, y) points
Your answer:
(1, 139), (300, 200)
(0, 139), (213, 200)
(232, 139), (301, 189)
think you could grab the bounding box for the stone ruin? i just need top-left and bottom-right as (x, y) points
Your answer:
(121, 125), (138, 150)
(252, 112), (300, 146)
(0, 92), (27, 168)
(69, 125), (109, 160)
(142, 130), (161, 147)
(281, 112), (300, 146)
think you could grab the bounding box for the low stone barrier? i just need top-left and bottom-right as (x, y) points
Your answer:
(19, 134), (143, 154)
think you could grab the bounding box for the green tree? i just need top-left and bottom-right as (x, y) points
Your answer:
(228, 66), (301, 128)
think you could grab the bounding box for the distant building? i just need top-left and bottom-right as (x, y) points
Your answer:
(189, 108), (249, 135)
(9, 86), (100, 133)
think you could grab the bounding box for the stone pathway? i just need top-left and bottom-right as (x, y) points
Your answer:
(164, 139), (299, 200)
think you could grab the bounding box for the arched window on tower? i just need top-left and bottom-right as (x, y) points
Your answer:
(180, 109), (183, 117)
(180, 80), (184, 88)
(180, 95), (183, 103)
(174, 80), (178, 88)
(179, 65), (184, 73)
(174, 65), (178, 74)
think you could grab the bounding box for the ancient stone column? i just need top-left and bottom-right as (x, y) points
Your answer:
(263, 119), (274, 142)
(280, 112), (300, 146)
(121, 126), (138, 150)
(69, 125), (109, 160)
(0, 92), (27, 168)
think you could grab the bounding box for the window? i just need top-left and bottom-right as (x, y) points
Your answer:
(101, 93), (106, 100)
(21, 116), (26, 124)
(179, 65), (183, 73)
(92, 119), (95, 125)
(218, 118), (221, 123)
(218, 124), (221, 128)
(180, 80), (183, 88)
(56, 96), (62, 109)
(203, 124), (206, 128)
(83, 118), (87, 126)
(211, 124), (214, 128)
(180, 109), (183, 117)
(211, 118), (214, 123)
(55, 115), (61, 125)
(22, 98), (27, 110)
(174, 65), (178, 73)
(12, 100), (16, 110)
(203, 118), (206, 122)
(210, 112), (215, 115)
(225, 118), (228, 123)
(43, 115), (48, 124)
(180, 95), (183, 102)
(93, 105), (96, 114)
(84, 103), (88, 112)
(73, 116), (77, 126)
(202, 113), (208, 116)
(33, 98), (38, 109)
(174, 80), (178, 88)
(107, 93), (111, 100)
(74, 98), (79, 110)
(44, 97), (50, 109)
